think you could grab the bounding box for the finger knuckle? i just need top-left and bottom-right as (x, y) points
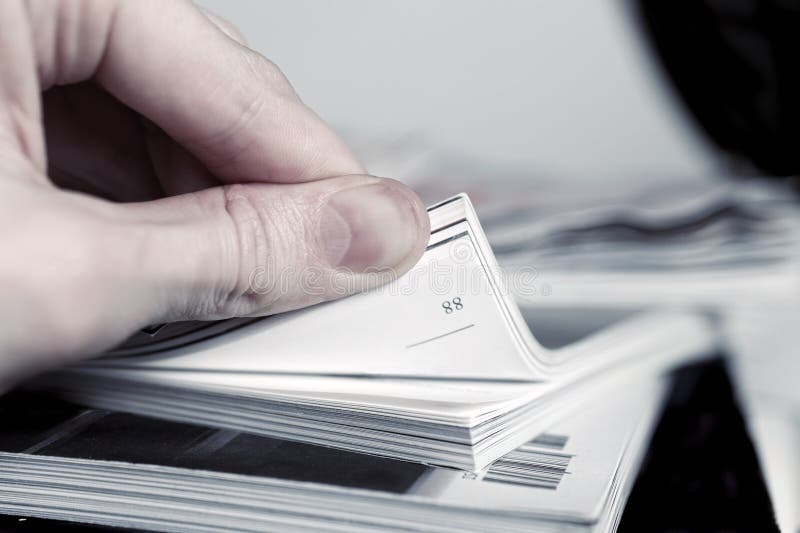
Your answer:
(213, 185), (309, 315)
(247, 52), (296, 98)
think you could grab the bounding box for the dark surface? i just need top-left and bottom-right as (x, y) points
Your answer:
(0, 359), (779, 532)
(0, 392), (84, 453)
(636, 0), (800, 177)
(619, 359), (779, 532)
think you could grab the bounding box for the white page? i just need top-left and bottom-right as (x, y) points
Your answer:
(74, 367), (551, 421)
(96, 196), (541, 380)
(407, 376), (665, 520)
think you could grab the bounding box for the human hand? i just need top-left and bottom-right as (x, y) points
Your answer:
(0, 0), (429, 390)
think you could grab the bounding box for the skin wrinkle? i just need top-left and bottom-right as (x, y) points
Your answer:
(276, 106), (316, 178)
(0, 144), (45, 188)
(110, 10), (286, 175)
(52, 0), (66, 86)
(1, 2), (45, 172)
(7, 106), (42, 175)
(292, 111), (332, 183)
(246, 52), (297, 100)
(200, 8), (249, 47)
(80, 0), (120, 88)
(19, 0), (49, 91)
(31, 0), (115, 89)
(219, 184), (263, 316)
(300, 194), (328, 267)
(134, 199), (215, 323)
(187, 87), (272, 178)
(251, 190), (308, 310)
(151, 51), (232, 147)
(200, 70), (325, 185)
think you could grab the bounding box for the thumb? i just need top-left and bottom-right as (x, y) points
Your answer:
(0, 175), (426, 387)
(113, 175), (429, 324)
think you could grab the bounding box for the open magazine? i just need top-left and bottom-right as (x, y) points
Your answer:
(0, 371), (667, 533)
(34, 194), (715, 470)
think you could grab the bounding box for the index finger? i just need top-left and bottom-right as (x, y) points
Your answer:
(28, 0), (364, 183)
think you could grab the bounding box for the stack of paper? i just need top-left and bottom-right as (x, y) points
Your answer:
(0, 371), (667, 533)
(477, 180), (800, 309)
(34, 195), (715, 470)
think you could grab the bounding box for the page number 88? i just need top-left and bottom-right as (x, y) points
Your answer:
(442, 297), (464, 314)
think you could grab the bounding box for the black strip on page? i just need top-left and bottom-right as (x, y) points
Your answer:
(2, 391), (431, 494)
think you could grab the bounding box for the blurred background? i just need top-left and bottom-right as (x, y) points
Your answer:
(199, 0), (717, 182)
(200, 1), (799, 530)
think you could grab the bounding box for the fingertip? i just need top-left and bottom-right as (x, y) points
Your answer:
(319, 176), (429, 275)
(376, 177), (431, 271)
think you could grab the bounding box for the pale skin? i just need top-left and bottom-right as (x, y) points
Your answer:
(0, 0), (430, 391)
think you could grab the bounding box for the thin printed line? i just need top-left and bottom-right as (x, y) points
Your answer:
(430, 217), (467, 236)
(426, 195), (462, 212)
(426, 230), (469, 252)
(406, 323), (475, 349)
